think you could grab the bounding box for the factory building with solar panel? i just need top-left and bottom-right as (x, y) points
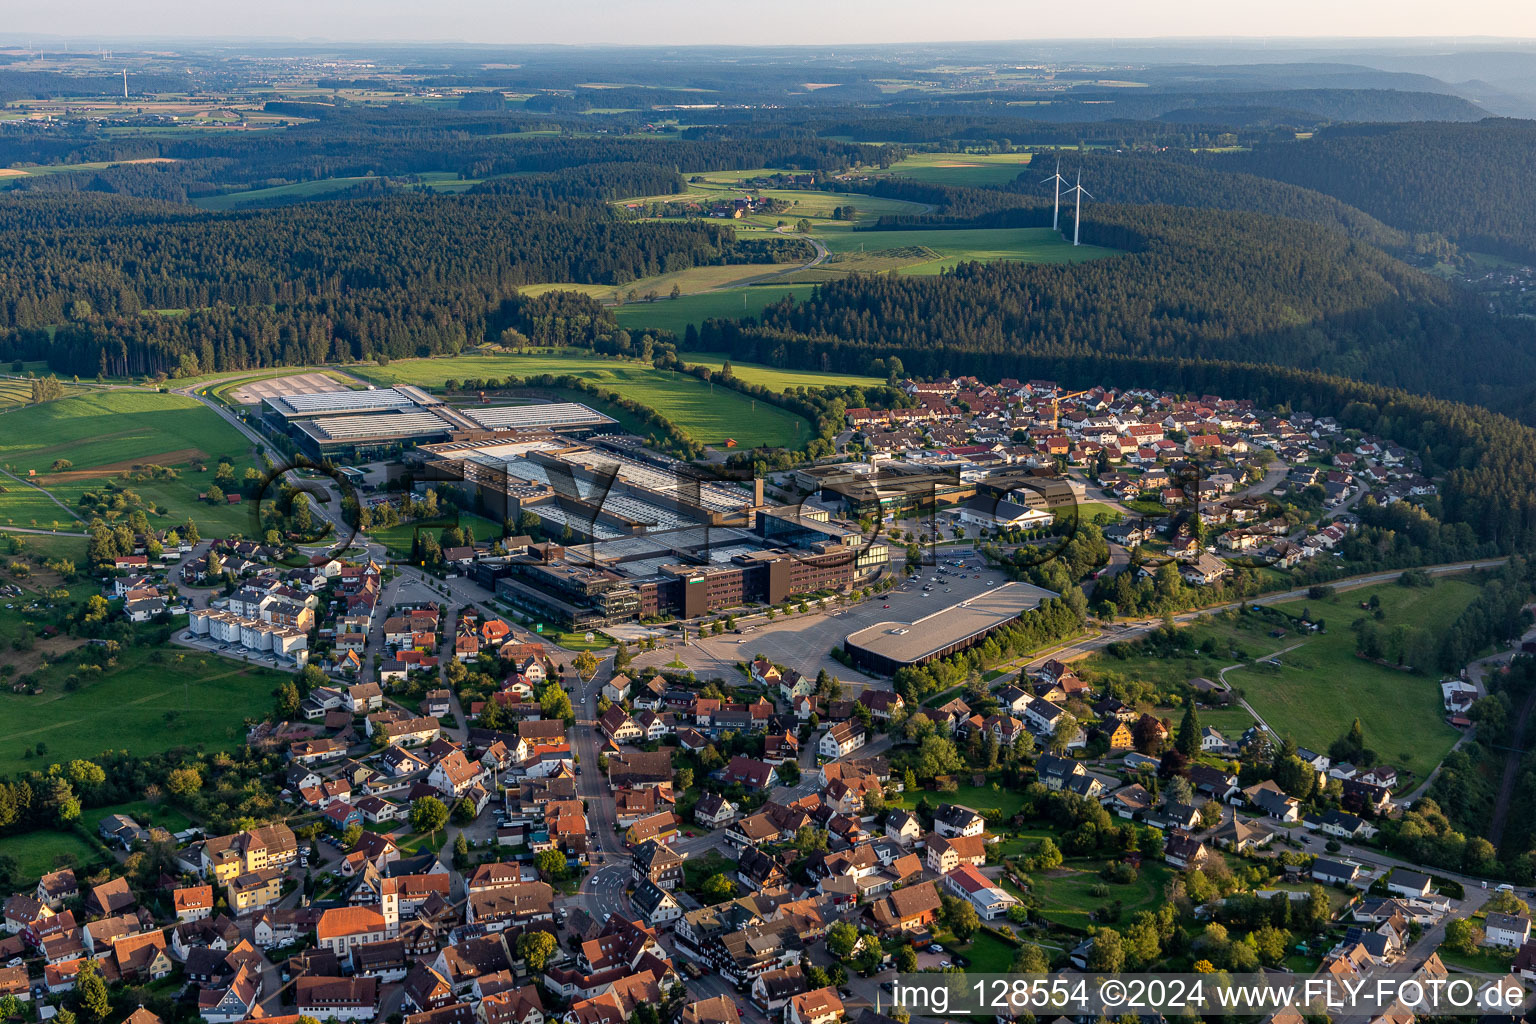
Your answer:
(411, 432), (891, 631)
(260, 385), (618, 458)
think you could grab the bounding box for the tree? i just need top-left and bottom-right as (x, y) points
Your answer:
(895, 945), (919, 973)
(518, 930), (558, 972)
(942, 894), (980, 942)
(1444, 917), (1482, 956)
(342, 824), (363, 849)
(410, 795), (449, 840)
(76, 960), (111, 1022)
(574, 650), (599, 681)
(535, 848), (567, 881)
(1011, 942), (1050, 974)
(166, 767), (203, 796)
(1086, 928), (1126, 973)
(1176, 704), (1201, 758)
(1123, 911), (1162, 966)
(675, 767), (694, 791)
(700, 873), (735, 904)
(826, 920), (860, 959)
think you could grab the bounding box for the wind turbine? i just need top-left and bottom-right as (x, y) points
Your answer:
(1062, 170), (1093, 247)
(1041, 158), (1068, 232)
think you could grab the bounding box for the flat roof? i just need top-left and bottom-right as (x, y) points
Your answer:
(293, 411), (453, 443)
(266, 387), (419, 418)
(843, 581), (1057, 664)
(459, 402), (616, 432)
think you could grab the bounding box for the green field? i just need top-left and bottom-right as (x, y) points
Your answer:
(676, 352), (883, 390)
(1223, 580), (1477, 775)
(351, 354), (810, 448)
(0, 377), (86, 411)
(876, 151), (1035, 187)
(613, 285), (816, 336)
(819, 226), (1120, 270)
(0, 829), (107, 882)
(0, 645), (283, 777)
(0, 391), (260, 536)
(522, 263), (795, 305)
(194, 177), (382, 211)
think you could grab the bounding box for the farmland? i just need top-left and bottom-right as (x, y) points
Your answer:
(350, 353), (810, 448)
(0, 391), (260, 535)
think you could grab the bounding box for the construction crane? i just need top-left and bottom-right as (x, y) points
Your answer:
(1050, 389), (1094, 429)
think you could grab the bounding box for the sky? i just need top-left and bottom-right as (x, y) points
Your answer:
(10, 0), (1536, 47)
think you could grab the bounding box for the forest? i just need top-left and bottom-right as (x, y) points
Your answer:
(1197, 119), (1536, 261)
(700, 200), (1536, 415)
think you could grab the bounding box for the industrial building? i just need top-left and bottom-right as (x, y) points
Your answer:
(474, 505), (889, 630)
(842, 581), (1058, 674)
(260, 386), (615, 458)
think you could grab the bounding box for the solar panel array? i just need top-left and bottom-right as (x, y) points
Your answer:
(461, 402), (615, 431)
(269, 388), (416, 417)
(563, 448), (750, 513)
(296, 411), (451, 442)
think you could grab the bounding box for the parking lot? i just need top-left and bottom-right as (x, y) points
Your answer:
(630, 551), (1014, 688)
(172, 630), (294, 669)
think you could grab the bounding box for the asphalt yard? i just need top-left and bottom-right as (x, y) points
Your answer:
(630, 550), (1015, 690)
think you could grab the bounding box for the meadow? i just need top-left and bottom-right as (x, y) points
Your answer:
(351, 354), (809, 448)
(0, 829), (106, 882)
(0, 391), (260, 536)
(1222, 579), (1475, 774)
(193, 177), (381, 210)
(521, 263), (794, 304)
(873, 151), (1035, 187)
(818, 225), (1121, 269)
(0, 644), (283, 777)
(674, 352), (883, 390)
(0, 376), (85, 411)
(613, 285), (817, 336)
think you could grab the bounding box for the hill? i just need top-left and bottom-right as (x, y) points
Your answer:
(1203, 119), (1536, 261)
(702, 201), (1536, 416)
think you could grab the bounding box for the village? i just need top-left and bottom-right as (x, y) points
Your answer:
(0, 373), (1523, 1024)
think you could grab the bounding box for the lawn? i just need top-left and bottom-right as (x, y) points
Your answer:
(896, 779), (1027, 820)
(0, 829), (107, 882)
(0, 390), (261, 537)
(613, 285), (816, 337)
(371, 513), (508, 560)
(1027, 859), (1175, 929)
(962, 930), (1023, 971)
(1221, 579), (1479, 774)
(351, 354), (810, 449)
(0, 645), (284, 777)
